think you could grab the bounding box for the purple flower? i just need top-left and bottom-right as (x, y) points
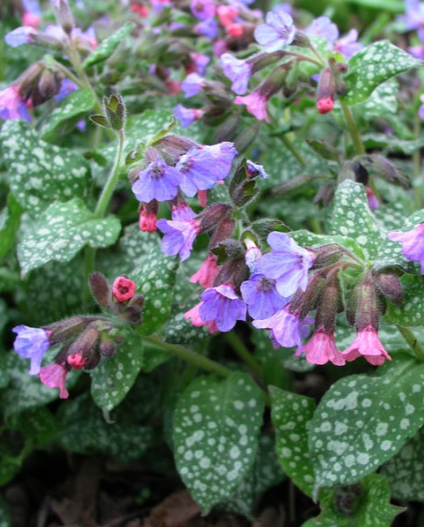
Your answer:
(260, 232), (315, 297)
(419, 94), (424, 119)
(246, 160), (268, 178)
(241, 274), (288, 319)
(306, 16), (339, 49)
(254, 11), (296, 53)
(171, 201), (197, 221)
(54, 79), (78, 102)
(199, 284), (247, 332)
(398, 0), (424, 40)
(157, 218), (201, 261)
(234, 92), (269, 122)
(191, 0), (216, 20)
(195, 18), (219, 39)
(409, 44), (424, 59)
(0, 85), (31, 122)
(388, 222), (424, 273)
(39, 363), (69, 399)
(176, 142), (237, 197)
(181, 73), (206, 98)
(12, 325), (51, 375)
(132, 159), (181, 203)
(23, 0), (42, 15)
(334, 29), (362, 58)
(173, 104), (203, 128)
(253, 306), (313, 350)
(188, 52), (210, 75)
(4, 27), (37, 47)
(220, 53), (252, 95)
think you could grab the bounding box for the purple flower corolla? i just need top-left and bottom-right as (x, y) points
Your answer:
(12, 325), (51, 375)
(245, 239), (262, 274)
(195, 18), (219, 39)
(191, 0), (216, 20)
(171, 201), (197, 221)
(260, 232), (315, 297)
(5, 27), (37, 47)
(188, 52), (210, 75)
(241, 274), (288, 319)
(246, 160), (268, 178)
(23, 0), (42, 15)
(234, 92), (269, 122)
(220, 53), (252, 95)
(54, 79), (78, 102)
(334, 29), (362, 58)
(132, 159), (181, 203)
(306, 16), (339, 49)
(181, 73), (206, 98)
(254, 11), (296, 53)
(157, 218), (201, 261)
(388, 222), (424, 273)
(419, 94), (424, 119)
(409, 44), (424, 59)
(39, 363), (69, 399)
(398, 0), (424, 40)
(176, 142), (237, 197)
(253, 306), (312, 350)
(0, 86), (31, 122)
(173, 104), (203, 128)
(199, 284), (247, 332)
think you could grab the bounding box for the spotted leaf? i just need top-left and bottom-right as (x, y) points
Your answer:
(17, 199), (121, 275)
(331, 180), (382, 261)
(173, 373), (264, 513)
(309, 357), (424, 493)
(340, 40), (422, 105)
(91, 331), (145, 413)
(270, 386), (316, 497)
(0, 121), (90, 217)
(83, 22), (135, 68)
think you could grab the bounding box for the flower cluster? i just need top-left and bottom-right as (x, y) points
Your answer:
(12, 274), (142, 398)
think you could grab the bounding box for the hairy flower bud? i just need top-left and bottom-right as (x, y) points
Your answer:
(317, 68), (336, 114)
(155, 134), (199, 164)
(314, 267), (342, 332)
(89, 272), (112, 309)
(47, 316), (90, 344)
(311, 244), (345, 269)
(67, 323), (100, 368)
(53, 0), (75, 34)
(352, 272), (382, 331)
(373, 272), (404, 306)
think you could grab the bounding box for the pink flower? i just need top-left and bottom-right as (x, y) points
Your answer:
(184, 302), (219, 333)
(235, 92), (269, 122)
(190, 254), (219, 288)
(317, 96), (334, 114)
(139, 204), (157, 232)
(67, 352), (87, 370)
(301, 328), (345, 366)
(39, 363), (69, 399)
(342, 324), (391, 366)
(112, 276), (136, 302)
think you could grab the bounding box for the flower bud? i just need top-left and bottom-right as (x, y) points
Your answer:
(351, 272), (382, 331)
(99, 338), (117, 358)
(317, 68), (336, 114)
(89, 272), (112, 309)
(112, 276), (136, 302)
(47, 316), (90, 344)
(373, 272), (404, 306)
(68, 323), (100, 368)
(53, 0), (75, 34)
(314, 267), (342, 332)
(213, 112), (241, 144)
(290, 271), (327, 320)
(258, 64), (291, 100)
(17, 63), (43, 101)
(234, 122), (260, 154)
(155, 134), (198, 164)
(214, 258), (248, 288)
(123, 306), (143, 325)
(356, 154), (410, 189)
(209, 217), (235, 249)
(139, 201), (158, 232)
(103, 93), (126, 132)
(198, 203), (233, 233)
(311, 244), (345, 269)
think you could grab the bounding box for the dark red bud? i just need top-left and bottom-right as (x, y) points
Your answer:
(89, 272), (112, 309)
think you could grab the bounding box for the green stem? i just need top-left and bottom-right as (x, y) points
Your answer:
(145, 335), (232, 377)
(341, 104), (365, 156)
(397, 325), (424, 361)
(308, 43), (326, 67)
(95, 129), (125, 218)
(284, 51), (322, 68)
(225, 331), (262, 377)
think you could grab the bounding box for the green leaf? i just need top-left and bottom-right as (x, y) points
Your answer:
(41, 89), (96, 142)
(385, 275), (424, 326)
(0, 496), (11, 527)
(362, 133), (424, 154)
(270, 386), (316, 497)
(340, 41), (422, 105)
(302, 474), (403, 527)
(219, 434), (285, 518)
(17, 199), (121, 275)
(149, 116), (177, 145)
(291, 229), (366, 261)
(0, 194), (23, 260)
(9, 407), (56, 446)
(309, 358), (424, 492)
(173, 373), (265, 513)
(345, 0), (403, 11)
(0, 121), (90, 217)
(0, 455), (21, 487)
(355, 81), (398, 120)
(82, 22), (135, 68)
(58, 392), (153, 462)
(331, 180), (382, 260)
(131, 245), (179, 336)
(91, 330), (145, 413)
(382, 426), (424, 502)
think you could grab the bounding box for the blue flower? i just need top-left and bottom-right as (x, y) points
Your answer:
(260, 232), (315, 297)
(199, 284), (247, 332)
(173, 104), (203, 128)
(12, 325), (51, 375)
(254, 11), (296, 53)
(157, 218), (201, 261)
(241, 274), (288, 320)
(181, 73), (205, 98)
(132, 159), (181, 203)
(4, 27), (37, 47)
(220, 53), (252, 95)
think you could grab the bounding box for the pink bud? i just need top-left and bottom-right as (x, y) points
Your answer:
(317, 96), (334, 114)
(226, 23), (244, 38)
(112, 276), (136, 302)
(67, 351), (87, 370)
(197, 189), (208, 207)
(139, 205), (158, 232)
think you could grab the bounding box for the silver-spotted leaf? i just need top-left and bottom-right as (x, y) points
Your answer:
(17, 199), (121, 275)
(173, 373), (264, 513)
(0, 120), (90, 216)
(83, 22), (135, 68)
(309, 359), (424, 492)
(270, 386), (316, 497)
(340, 40), (422, 105)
